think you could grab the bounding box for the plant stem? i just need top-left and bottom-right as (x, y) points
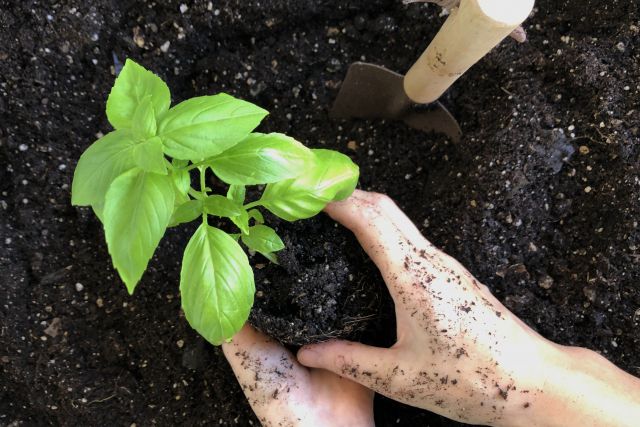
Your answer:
(199, 167), (207, 225)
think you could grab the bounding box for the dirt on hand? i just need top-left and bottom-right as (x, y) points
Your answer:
(1, 0), (638, 426)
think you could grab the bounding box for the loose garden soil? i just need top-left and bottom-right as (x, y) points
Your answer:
(1, 0), (639, 425)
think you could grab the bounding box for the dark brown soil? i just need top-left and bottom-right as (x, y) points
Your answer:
(1, 0), (639, 425)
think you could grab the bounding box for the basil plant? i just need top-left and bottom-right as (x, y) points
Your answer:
(71, 59), (359, 345)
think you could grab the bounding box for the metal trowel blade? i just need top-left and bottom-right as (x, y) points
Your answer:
(330, 62), (461, 143)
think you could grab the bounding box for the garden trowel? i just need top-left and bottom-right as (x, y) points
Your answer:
(330, 0), (535, 143)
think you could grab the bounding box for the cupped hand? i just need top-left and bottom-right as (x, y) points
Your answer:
(297, 190), (562, 427)
(222, 324), (374, 427)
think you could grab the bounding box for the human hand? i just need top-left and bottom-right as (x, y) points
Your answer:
(403, 0), (528, 42)
(222, 324), (374, 427)
(296, 190), (563, 426)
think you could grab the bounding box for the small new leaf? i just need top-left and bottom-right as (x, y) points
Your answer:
(209, 133), (313, 185)
(259, 149), (359, 221)
(203, 195), (242, 219)
(157, 94), (268, 161)
(231, 210), (250, 235)
(180, 224), (255, 345)
(106, 59), (170, 130)
(169, 199), (203, 227)
(71, 130), (137, 207)
(248, 209), (264, 224)
(241, 225), (284, 262)
(104, 169), (175, 293)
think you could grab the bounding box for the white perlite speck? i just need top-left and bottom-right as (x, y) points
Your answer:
(75, 282), (84, 292)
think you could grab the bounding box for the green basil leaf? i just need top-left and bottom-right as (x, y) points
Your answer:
(133, 136), (167, 175)
(231, 210), (250, 235)
(170, 174), (191, 218)
(132, 95), (158, 140)
(71, 130), (137, 207)
(208, 133), (313, 185)
(92, 202), (105, 223)
(174, 185), (190, 208)
(248, 209), (264, 224)
(169, 199), (203, 227)
(180, 224), (255, 345)
(171, 167), (191, 195)
(106, 59), (171, 130)
(227, 184), (246, 204)
(157, 94), (268, 161)
(258, 149), (359, 221)
(241, 225), (285, 259)
(203, 195), (242, 218)
(103, 169), (175, 293)
(169, 160), (191, 204)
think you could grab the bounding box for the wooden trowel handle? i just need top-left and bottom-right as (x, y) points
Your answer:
(404, 0), (534, 104)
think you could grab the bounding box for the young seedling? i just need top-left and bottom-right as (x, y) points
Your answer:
(71, 59), (359, 345)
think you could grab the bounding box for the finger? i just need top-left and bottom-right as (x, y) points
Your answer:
(326, 191), (441, 301)
(222, 323), (305, 379)
(222, 324), (309, 406)
(325, 191), (414, 278)
(325, 190), (432, 251)
(310, 369), (375, 400)
(222, 323), (288, 363)
(297, 340), (396, 394)
(361, 190), (434, 249)
(222, 322), (271, 352)
(308, 369), (376, 417)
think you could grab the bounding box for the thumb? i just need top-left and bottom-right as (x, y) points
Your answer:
(297, 340), (395, 390)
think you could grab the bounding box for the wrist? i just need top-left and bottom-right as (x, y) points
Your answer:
(508, 344), (640, 427)
(488, 338), (564, 427)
